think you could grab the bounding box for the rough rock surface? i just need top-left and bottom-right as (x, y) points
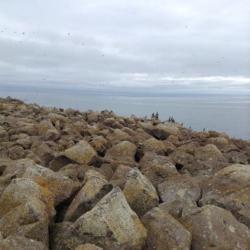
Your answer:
(123, 168), (159, 216)
(200, 164), (250, 228)
(51, 187), (147, 250)
(64, 140), (97, 165)
(182, 205), (250, 250)
(1, 97), (250, 249)
(0, 235), (48, 250)
(142, 207), (191, 250)
(64, 169), (112, 221)
(0, 178), (52, 246)
(104, 140), (137, 164)
(139, 152), (177, 186)
(75, 244), (103, 250)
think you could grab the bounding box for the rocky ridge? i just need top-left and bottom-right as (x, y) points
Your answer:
(0, 97), (250, 250)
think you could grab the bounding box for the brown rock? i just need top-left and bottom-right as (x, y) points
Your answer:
(143, 138), (166, 155)
(157, 175), (201, 217)
(58, 163), (86, 182)
(95, 163), (114, 180)
(158, 174), (201, 204)
(75, 243), (103, 250)
(140, 152), (177, 186)
(103, 117), (122, 129)
(49, 154), (74, 171)
(123, 168), (159, 216)
(142, 207), (191, 250)
(44, 128), (60, 141)
(0, 235), (48, 250)
(7, 145), (26, 160)
(170, 144), (228, 176)
(150, 123), (180, 140)
(16, 136), (32, 149)
(22, 164), (80, 206)
(193, 144), (228, 175)
(132, 128), (152, 144)
(17, 122), (37, 136)
(86, 111), (101, 123)
(110, 164), (132, 188)
(200, 164), (250, 228)
(52, 187), (147, 250)
(64, 170), (112, 221)
(64, 140), (97, 165)
(104, 141), (137, 164)
(182, 205), (250, 250)
(0, 126), (8, 141)
(207, 136), (229, 149)
(2, 158), (36, 178)
(32, 142), (54, 166)
(89, 135), (109, 156)
(0, 178), (53, 245)
(36, 120), (54, 136)
(170, 148), (195, 173)
(106, 129), (132, 145)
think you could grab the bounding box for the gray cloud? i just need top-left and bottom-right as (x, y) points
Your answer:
(0, 0), (249, 91)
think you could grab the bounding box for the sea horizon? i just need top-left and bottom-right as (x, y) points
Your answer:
(1, 84), (250, 140)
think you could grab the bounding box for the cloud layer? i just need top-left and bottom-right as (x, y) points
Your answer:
(0, 0), (249, 91)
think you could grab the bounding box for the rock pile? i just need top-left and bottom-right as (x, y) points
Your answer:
(0, 97), (250, 250)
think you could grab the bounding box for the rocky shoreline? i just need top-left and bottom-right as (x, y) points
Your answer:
(0, 96), (250, 250)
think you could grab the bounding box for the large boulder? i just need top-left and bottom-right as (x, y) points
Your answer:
(1, 158), (34, 177)
(123, 168), (159, 216)
(132, 128), (152, 144)
(31, 142), (54, 166)
(0, 126), (8, 141)
(193, 144), (228, 175)
(207, 136), (229, 149)
(157, 175), (201, 217)
(182, 205), (250, 250)
(158, 174), (201, 204)
(89, 135), (109, 156)
(150, 123), (180, 140)
(143, 138), (166, 155)
(15, 135), (32, 149)
(7, 145), (26, 160)
(139, 152), (177, 187)
(110, 164), (132, 188)
(64, 170), (112, 221)
(200, 164), (250, 228)
(106, 129), (132, 145)
(0, 178), (53, 246)
(170, 144), (228, 176)
(58, 163), (86, 182)
(49, 154), (74, 171)
(36, 120), (55, 136)
(22, 163), (81, 206)
(104, 141), (137, 165)
(140, 122), (179, 140)
(142, 207), (191, 250)
(1, 159), (80, 207)
(64, 140), (97, 165)
(51, 187), (147, 250)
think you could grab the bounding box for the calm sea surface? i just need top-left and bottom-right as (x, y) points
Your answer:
(1, 87), (250, 140)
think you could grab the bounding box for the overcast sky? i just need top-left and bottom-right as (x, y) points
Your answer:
(0, 0), (249, 92)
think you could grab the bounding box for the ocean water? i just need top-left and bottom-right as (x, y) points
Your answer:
(0, 86), (250, 140)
